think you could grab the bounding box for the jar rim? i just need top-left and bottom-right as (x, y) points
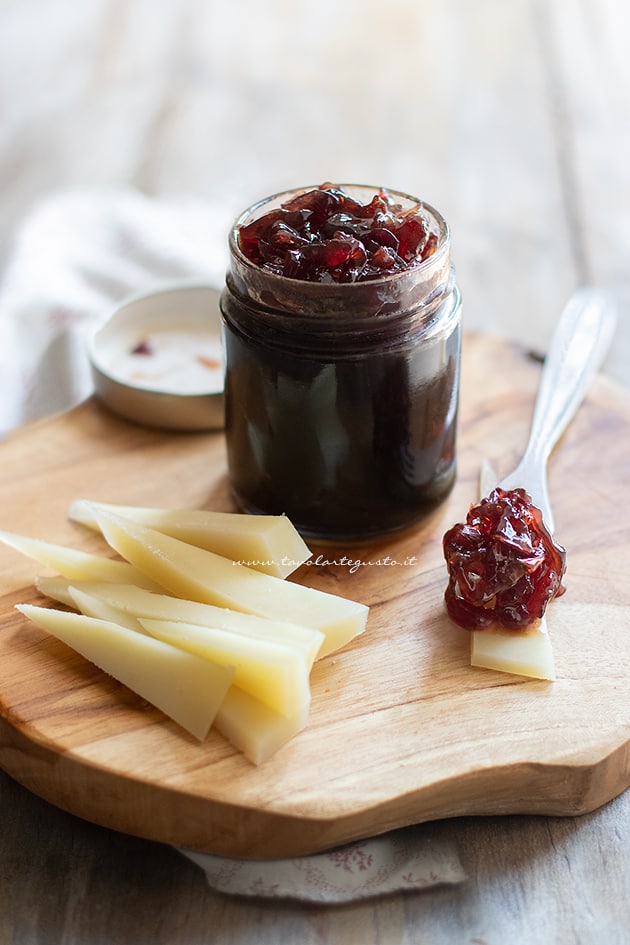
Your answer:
(228, 183), (451, 290)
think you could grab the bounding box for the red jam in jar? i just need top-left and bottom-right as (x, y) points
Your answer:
(220, 184), (462, 541)
(236, 183), (438, 282)
(442, 487), (567, 631)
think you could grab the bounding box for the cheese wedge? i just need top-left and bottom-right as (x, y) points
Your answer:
(138, 616), (310, 719)
(470, 622), (555, 680)
(34, 578), (311, 759)
(33, 574), (75, 607)
(215, 686), (309, 765)
(69, 500), (312, 578)
(92, 509), (368, 656)
(37, 577), (324, 667)
(0, 530), (159, 589)
(68, 586), (146, 634)
(36, 575), (85, 607)
(15, 604), (235, 740)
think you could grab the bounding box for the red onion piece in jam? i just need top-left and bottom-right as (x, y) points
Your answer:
(236, 184), (438, 283)
(442, 487), (566, 631)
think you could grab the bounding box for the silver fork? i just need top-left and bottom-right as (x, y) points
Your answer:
(481, 286), (618, 529)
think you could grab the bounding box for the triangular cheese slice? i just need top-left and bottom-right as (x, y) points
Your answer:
(215, 686), (309, 765)
(0, 530), (158, 588)
(16, 604), (234, 740)
(91, 509), (368, 656)
(69, 499), (312, 578)
(138, 616), (310, 719)
(37, 577), (324, 667)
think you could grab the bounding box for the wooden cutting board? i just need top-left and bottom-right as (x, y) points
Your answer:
(1, 333), (629, 859)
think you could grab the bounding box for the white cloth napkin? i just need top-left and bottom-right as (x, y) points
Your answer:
(0, 188), (232, 437)
(0, 189), (467, 900)
(179, 826), (466, 903)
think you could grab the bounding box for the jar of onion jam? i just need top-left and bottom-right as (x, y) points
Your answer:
(220, 184), (462, 541)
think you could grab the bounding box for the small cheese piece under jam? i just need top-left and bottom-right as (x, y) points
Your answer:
(470, 621), (555, 680)
(69, 500), (312, 579)
(15, 604), (235, 740)
(91, 508), (368, 656)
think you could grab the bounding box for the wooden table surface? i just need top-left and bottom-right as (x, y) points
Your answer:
(1, 1), (629, 942)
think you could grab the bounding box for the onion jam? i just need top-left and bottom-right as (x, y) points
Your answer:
(236, 183), (438, 283)
(443, 487), (566, 631)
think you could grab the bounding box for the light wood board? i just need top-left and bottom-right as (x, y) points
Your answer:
(1, 333), (629, 859)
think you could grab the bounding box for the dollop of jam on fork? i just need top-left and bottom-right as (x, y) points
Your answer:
(443, 487), (566, 631)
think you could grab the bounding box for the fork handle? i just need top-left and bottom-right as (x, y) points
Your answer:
(523, 286), (617, 464)
(499, 286), (617, 526)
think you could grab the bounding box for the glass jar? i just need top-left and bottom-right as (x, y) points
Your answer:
(220, 185), (462, 541)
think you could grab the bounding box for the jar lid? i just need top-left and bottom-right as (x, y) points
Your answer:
(88, 283), (224, 431)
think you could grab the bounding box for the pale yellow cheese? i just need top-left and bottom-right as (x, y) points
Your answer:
(35, 575), (77, 607)
(0, 530), (159, 589)
(68, 586), (146, 634)
(90, 581), (325, 665)
(37, 577), (324, 667)
(92, 509), (368, 657)
(215, 686), (309, 765)
(69, 499), (312, 578)
(471, 621), (556, 680)
(31, 578), (312, 757)
(139, 616), (311, 719)
(15, 604), (235, 740)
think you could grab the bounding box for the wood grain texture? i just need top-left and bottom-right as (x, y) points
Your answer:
(1, 334), (629, 859)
